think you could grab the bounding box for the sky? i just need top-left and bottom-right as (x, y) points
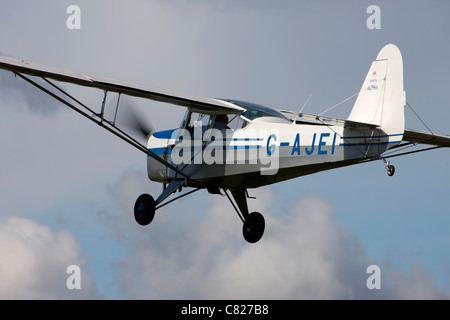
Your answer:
(0, 0), (449, 300)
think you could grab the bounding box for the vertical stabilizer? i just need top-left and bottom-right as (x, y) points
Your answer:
(348, 44), (405, 140)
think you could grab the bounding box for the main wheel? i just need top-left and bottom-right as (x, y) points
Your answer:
(243, 212), (265, 243)
(134, 194), (155, 226)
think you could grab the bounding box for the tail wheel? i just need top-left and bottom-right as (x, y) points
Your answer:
(387, 165), (395, 176)
(134, 194), (155, 226)
(243, 212), (265, 243)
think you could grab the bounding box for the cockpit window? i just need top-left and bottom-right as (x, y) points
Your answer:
(224, 100), (290, 121)
(185, 111), (211, 134)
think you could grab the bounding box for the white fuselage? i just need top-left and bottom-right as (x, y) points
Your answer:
(147, 113), (402, 189)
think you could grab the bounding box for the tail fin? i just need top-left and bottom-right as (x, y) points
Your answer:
(348, 44), (406, 140)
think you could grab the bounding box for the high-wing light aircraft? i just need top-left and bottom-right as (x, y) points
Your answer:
(1, 44), (449, 243)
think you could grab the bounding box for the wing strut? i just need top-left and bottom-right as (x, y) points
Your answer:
(383, 145), (442, 159)
(15, 73), (187, 178)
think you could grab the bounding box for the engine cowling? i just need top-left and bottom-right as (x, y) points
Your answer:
(146, 129), (176, 183)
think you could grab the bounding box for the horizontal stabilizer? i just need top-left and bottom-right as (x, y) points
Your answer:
(403, 129), (450, 147)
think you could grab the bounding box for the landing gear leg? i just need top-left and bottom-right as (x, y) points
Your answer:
(226, 188), (265, 243)
(381, 157), (395, 177)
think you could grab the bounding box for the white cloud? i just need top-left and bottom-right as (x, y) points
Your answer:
(103, 171), (450, 299)
(0, 216), (99, 299)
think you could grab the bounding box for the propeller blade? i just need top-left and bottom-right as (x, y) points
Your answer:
(116, 96), (154, 142)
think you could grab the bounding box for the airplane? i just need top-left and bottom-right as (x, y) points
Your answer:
(1, 44), (449, 243)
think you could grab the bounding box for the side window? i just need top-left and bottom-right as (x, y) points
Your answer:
(213, 114), (248, 131)
(226, 114), (242, 130)
(186, 112), (211, 136)
(228, 115), (249, 130)
(188, 112), (211, 128)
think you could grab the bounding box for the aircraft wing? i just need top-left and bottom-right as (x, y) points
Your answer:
(0, 55), (244, 114)
(403, 129), (450, 147)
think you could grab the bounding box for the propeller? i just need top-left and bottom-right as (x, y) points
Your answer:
(115, 95), (154, 143)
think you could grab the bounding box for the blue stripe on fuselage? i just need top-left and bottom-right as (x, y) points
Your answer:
(153, 129), (176, 139)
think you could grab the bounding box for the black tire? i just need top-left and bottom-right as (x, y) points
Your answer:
(134, 194), (155, 226)
(243, 212), (265, 243)
(387, 165), (395, 177)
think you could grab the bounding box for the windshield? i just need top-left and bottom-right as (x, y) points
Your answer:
(224, 99), (289, 121)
